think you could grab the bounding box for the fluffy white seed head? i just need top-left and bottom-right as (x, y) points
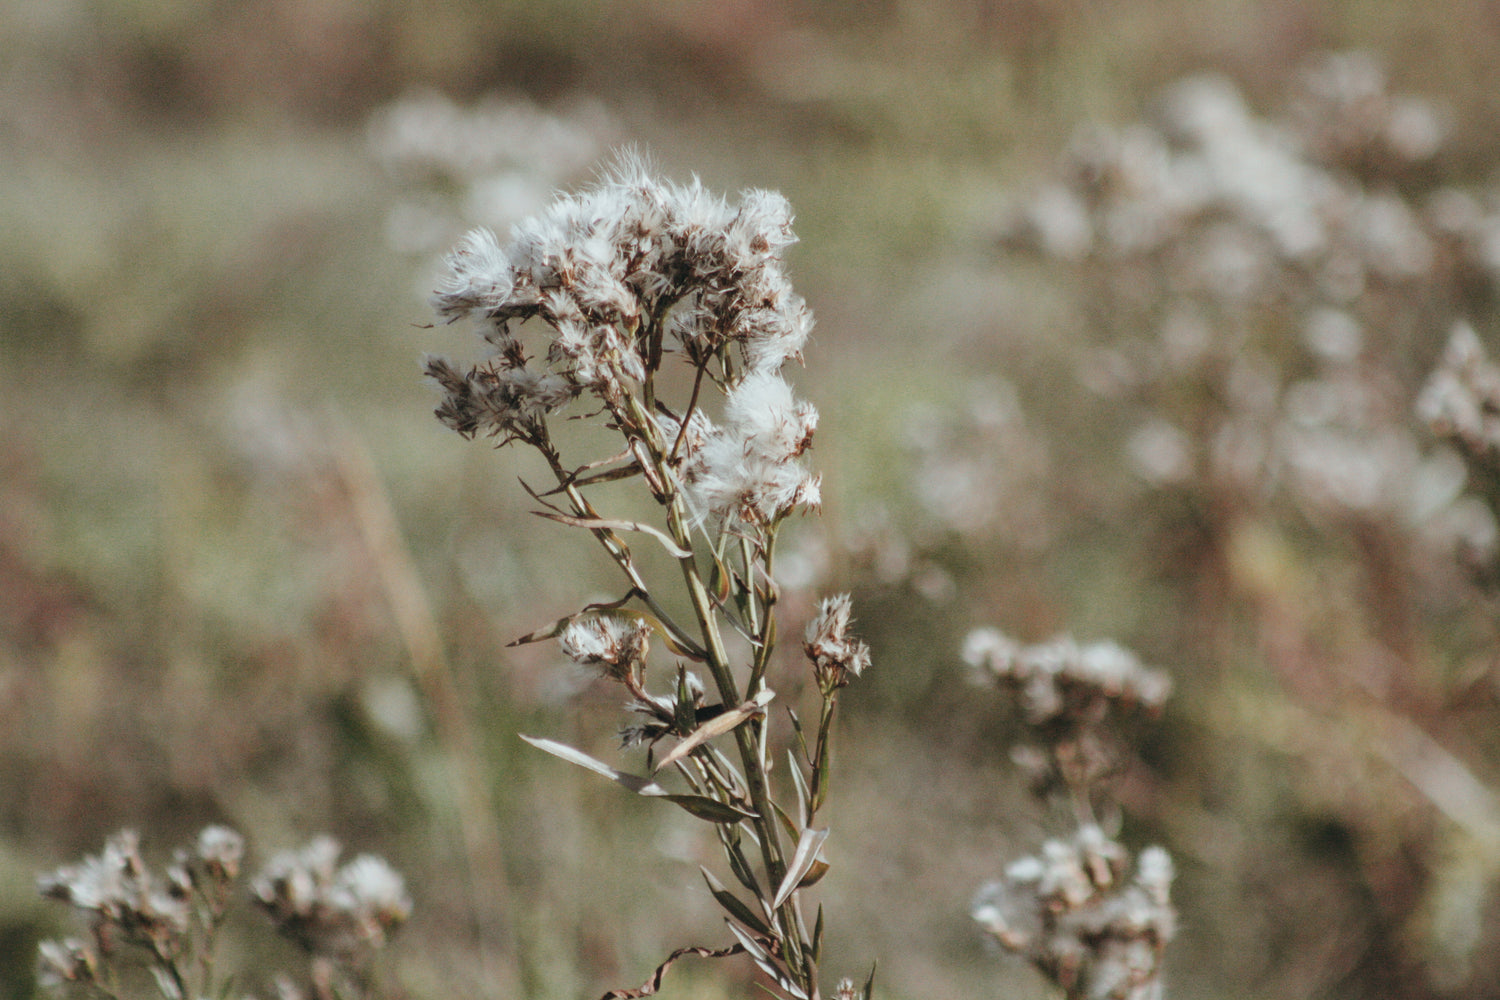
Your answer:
(558, 614), (653, 677)
(724, 371), (819, 462)
(252, 837), (411, 957)
(430, 227), (514, 320)
(804, 593), (872, 690)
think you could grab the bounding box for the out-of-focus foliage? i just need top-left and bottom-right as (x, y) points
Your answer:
(6, 1), (1500, 999)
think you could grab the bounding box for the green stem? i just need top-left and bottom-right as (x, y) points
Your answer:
(663, 500), (813, 990)
(547, 386), (818, 995)
(746, 525), (780, 694)
(810, 692), (837, 817)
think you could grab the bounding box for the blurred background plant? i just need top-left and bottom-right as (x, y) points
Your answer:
(35, 826), (409, 1000)
(6, 1), (1500, 999)
(965, 631), (1175, 999)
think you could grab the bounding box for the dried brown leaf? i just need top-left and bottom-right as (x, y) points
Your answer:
(653, 688), (775, 773)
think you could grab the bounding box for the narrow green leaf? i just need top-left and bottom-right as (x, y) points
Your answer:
(662, 793), (757, 823)
(522, 736), (755, 822)
(771, 800), (800, 843)
(787, 750), (811, 829)
(719, 827), (764, 896)
(505, 614), (572, 647)
(722, 919), (770, 963)
(812, 733), (832, 814)
(628, 609), (704, 659)
(539, 458), (643, 493)
(863, 960), (877, 1000)
(725, 923), (808, 1000)
(529, 508), (693, 559)
(798, 855), (830, 889)
(701, 867), (772, 937)
(674, 666), (698, 734)
(709, 547), (732, 604)
(521, 735), (666, 794)
(786, 707), (810, 763)
(811, 904), (824, 966)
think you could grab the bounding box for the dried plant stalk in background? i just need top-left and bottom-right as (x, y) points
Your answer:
(424, 151), (871, 1000)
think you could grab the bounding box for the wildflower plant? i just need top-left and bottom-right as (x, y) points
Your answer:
(250, 836), (414, 997)
(36, 827), (410, 1000)
(37, 828), (242, 1000)
(964, 631), (1176, 1000)
(423, 151), (870, 1000)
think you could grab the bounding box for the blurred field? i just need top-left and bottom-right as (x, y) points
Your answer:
(5, 1), (1500, 998)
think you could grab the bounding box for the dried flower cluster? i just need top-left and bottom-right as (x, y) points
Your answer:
(38, 828), (238, 996)
(966, 628), (1175, 998)
(996, 51), (1495, 552)
(424, 151), (819, 530)
(973, 826), (1176, 1000)
(804, 594), (872, 693)
(982, 49), (1500, 997)
(962, 629), (1171, 726)
(1419, 322), (1500, 574)
(1420, 322), (1500, 461)
(1004, 55), (1445, 286)
(252, 835), (413, 958)
(424, 153), (868, 1000)
(558, 613), (655, 680)
(36, 827), (408, 1000)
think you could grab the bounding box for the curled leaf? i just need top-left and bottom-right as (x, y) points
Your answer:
(597, 942), (745, 1000)
(530, 509), (692, 559)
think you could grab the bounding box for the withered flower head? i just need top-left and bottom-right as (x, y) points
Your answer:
(962, 628), (1172, 727)
(252, 837), (412, 957)
(804, 594), (872, 691)
(559, 613), (653, 679)
(196, 825), (245, 882)
(36, 938), (97, 989)
(973, 826), (1176, 1000)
